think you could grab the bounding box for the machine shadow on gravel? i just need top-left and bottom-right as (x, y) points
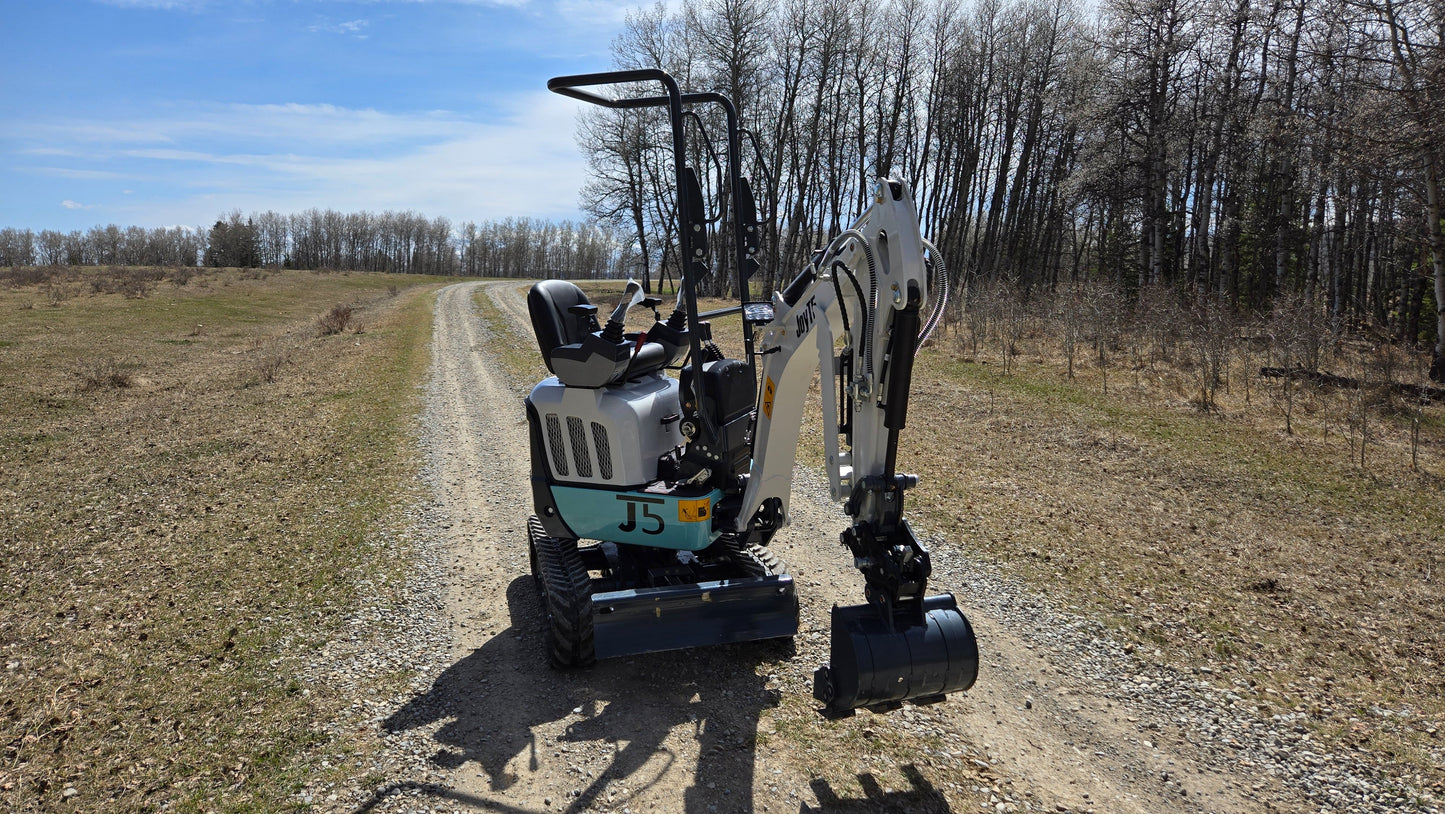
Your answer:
(802, 766), (952, 813)
(379, 576), (789, 813)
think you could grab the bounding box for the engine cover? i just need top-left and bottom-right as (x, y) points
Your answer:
(528, 372), (682, 488)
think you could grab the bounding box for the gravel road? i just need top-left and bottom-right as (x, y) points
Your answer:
(319, 281), (1442, 814)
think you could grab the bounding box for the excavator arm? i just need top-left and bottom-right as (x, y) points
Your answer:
(740, 178), (978, 715)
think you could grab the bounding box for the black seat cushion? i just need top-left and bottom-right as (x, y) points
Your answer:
(528, 280), (597, 375)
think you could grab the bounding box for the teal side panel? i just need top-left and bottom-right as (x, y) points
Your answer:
(552, 486), (722, 551)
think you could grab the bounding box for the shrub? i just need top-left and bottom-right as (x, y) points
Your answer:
(44, 280), (77, 306)
(1, 265), (60, 288)
(252, 347), (290, 384)
(317, 304), (355, 336)
(77, 359), (135, 392)
(1186, 294), (1234, 410)
(89, 266), (166, 298)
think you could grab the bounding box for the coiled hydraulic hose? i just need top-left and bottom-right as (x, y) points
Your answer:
(919, 239), (949, 344)
(816, 230), (947, 375)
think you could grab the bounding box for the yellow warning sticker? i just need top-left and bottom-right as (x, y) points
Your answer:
(678, 498), (711, 523)
(762, 377), (776, 419)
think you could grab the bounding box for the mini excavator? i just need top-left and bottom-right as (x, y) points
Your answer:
(524, 70), (978, 714)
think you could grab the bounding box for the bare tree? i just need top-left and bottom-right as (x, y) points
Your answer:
(1353, 0), (1445, 380)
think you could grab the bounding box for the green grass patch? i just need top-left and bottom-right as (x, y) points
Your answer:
(472, 281), (548, 384)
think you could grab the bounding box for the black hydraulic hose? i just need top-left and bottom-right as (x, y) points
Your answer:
(681, 110), (725, 225)
(832, 259), (870, 358)
(827, 229), (878, 382)
(865, 246), (878, 381)
(741, 128), (776, 222)
(681, 90), (755, 369)
(829, 261), (852, 336)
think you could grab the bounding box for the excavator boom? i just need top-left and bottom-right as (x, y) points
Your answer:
(744, 179), (978, 714)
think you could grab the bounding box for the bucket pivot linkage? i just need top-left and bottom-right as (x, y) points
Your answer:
(813, 481), (979, 716)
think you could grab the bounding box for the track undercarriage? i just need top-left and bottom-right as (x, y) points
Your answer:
(528, 517), (796, 667)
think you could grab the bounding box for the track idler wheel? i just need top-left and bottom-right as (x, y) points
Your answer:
(813, 594), (977, 715)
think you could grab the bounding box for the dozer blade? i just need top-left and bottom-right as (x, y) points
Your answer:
(591, 574), (798, 660)
(813, 594), (978, 715)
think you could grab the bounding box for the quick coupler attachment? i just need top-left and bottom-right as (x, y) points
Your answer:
(812, 594), (978, 715)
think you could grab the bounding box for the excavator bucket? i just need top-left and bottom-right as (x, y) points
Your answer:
(813, 594), (978, 715)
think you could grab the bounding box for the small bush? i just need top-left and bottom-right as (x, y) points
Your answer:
(78, 359), (136, 392)
(2, 265), (62, 288)
(317, 304), (355, 336)
(44, 280), (77, 305)
(252, 347), (290, 383)
(1186, 294), (1234, 410)
(90, 266), (165, 298)
(121, 277), (156, 299)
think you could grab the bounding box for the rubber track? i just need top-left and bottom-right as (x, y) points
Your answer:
(527, 516), (596, 668)
(724, 535), (788, 578)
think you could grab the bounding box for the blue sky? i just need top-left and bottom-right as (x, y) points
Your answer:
(0, 0), (645, 232)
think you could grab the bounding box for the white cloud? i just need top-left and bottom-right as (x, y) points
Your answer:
(22, 123), (181, 146)
(61, 200), (97, 210)
(553, 0), (645, 27)
(32, 167), (134, 181)
(375, 0), (535, 6)
(58, 92), (590, 226)
(21, 104), (475, 150)
(308, 18), (370, 37)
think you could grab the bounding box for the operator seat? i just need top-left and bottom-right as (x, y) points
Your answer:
(529, 280), (598, 363)
(527, 279), (668, 387)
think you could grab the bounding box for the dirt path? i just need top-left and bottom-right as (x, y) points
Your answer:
(371, 280), (1320, 813)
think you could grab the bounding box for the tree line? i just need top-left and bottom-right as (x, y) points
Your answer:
(579, 0), (1444, 379)
(0, 211), (633, 280)
(0, 224), (205, 269)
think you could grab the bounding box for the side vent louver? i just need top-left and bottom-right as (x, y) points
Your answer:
(567, 416), (593, 478)
(546, 413), (616, 482)
(591, 422), (613, 480)
(545, 413), (568, 477)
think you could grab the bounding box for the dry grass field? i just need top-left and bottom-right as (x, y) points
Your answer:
(5, 269), (1442, 811)
(545, 280), (1445, 797)
(0, 267), (452, 812)
(907, 333), (1445, 785)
